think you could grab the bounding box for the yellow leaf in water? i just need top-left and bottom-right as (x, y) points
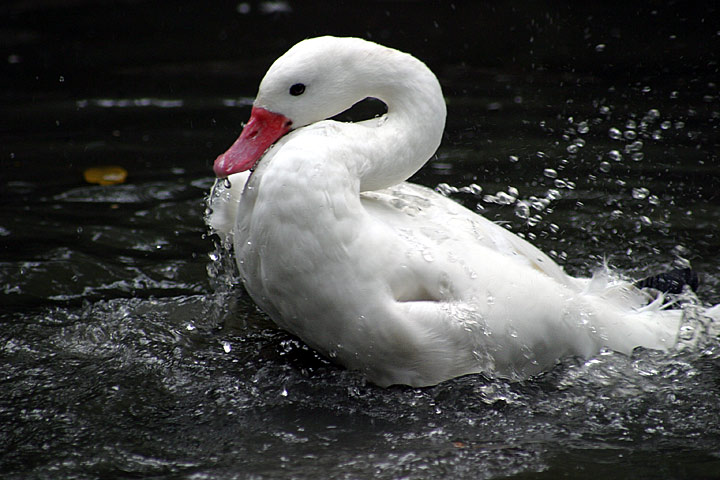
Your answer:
(83, 166), (128, 185)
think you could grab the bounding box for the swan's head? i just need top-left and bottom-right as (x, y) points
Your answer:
(214, 36), (389, 178)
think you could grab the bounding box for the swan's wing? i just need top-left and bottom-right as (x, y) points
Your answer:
(206, 171), (251, 242)
(209, 174), (571, 284)
(361, 182), (576, 288)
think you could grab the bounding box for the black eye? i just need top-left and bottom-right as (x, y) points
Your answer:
(289, 83), (306, 96)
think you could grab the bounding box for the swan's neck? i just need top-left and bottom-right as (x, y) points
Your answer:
(351, 48), (446, 191)
(248, 42), (447, 211)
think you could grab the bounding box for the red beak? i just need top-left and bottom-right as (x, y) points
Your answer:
(213, 107), (292, 178)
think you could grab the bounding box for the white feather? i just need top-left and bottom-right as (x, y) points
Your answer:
(208, 36), (716, 387)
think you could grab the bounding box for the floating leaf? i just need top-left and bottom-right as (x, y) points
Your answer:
(83, 166), (128, 185)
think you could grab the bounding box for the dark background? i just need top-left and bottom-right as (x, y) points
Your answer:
(2, 1), (718, 183)
(2, 2), (720, 479)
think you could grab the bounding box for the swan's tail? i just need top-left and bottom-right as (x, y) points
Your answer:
(583, 266), (719, 354)
(600, 299), (719, 355)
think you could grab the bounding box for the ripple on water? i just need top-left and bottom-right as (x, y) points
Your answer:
(2, 13), (720, 477)
(3, 283), (719, 478)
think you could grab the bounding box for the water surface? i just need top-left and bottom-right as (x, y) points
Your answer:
(2, 2), (719, 478)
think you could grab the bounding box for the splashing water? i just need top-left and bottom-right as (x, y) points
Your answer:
(3, 4), (720, 478)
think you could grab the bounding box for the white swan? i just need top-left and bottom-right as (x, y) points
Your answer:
(208, 36), (715, 387)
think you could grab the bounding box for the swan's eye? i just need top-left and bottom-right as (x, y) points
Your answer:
(289, 83), (306, 96)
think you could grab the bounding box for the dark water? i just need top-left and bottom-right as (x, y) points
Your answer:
(2, 2), (720, 478)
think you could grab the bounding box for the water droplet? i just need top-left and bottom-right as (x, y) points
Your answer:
(608, 127), (622, 140)
(566, 144), (579, 154)
(674, 121), (685, 129)
(543, 168), (558, 179)
(631, 152), (644, 161)
(509, 155), (519, 163)
(514, 202), (530, 219)
(623, 130), (637, 140)
(546, 189), (562, 201)
(422, 250), (434, 262)
(527, 214), (543, 227)
(639, 216), (652, 226)
(577, 122), (589, 134)
(660, 120), (672, 130)
(436, 183), (459, 196)
(458, 183), (483, 195)
(624, 140), (643, 152)
(595, 43), (606, 52)
(531, 198), (549, 211)
(599, 161), (611, 173)
(483, 191), (516, 205)
(607, 150), (623, 162)
(222, 341), (232, 353)
(632, 187), (650, 200)
(497, 191), (516, 204)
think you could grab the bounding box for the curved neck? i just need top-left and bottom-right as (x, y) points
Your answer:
(255, 40), (447, 196)
(337, 44), (447, 192)
(292, 39), (446, 191)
